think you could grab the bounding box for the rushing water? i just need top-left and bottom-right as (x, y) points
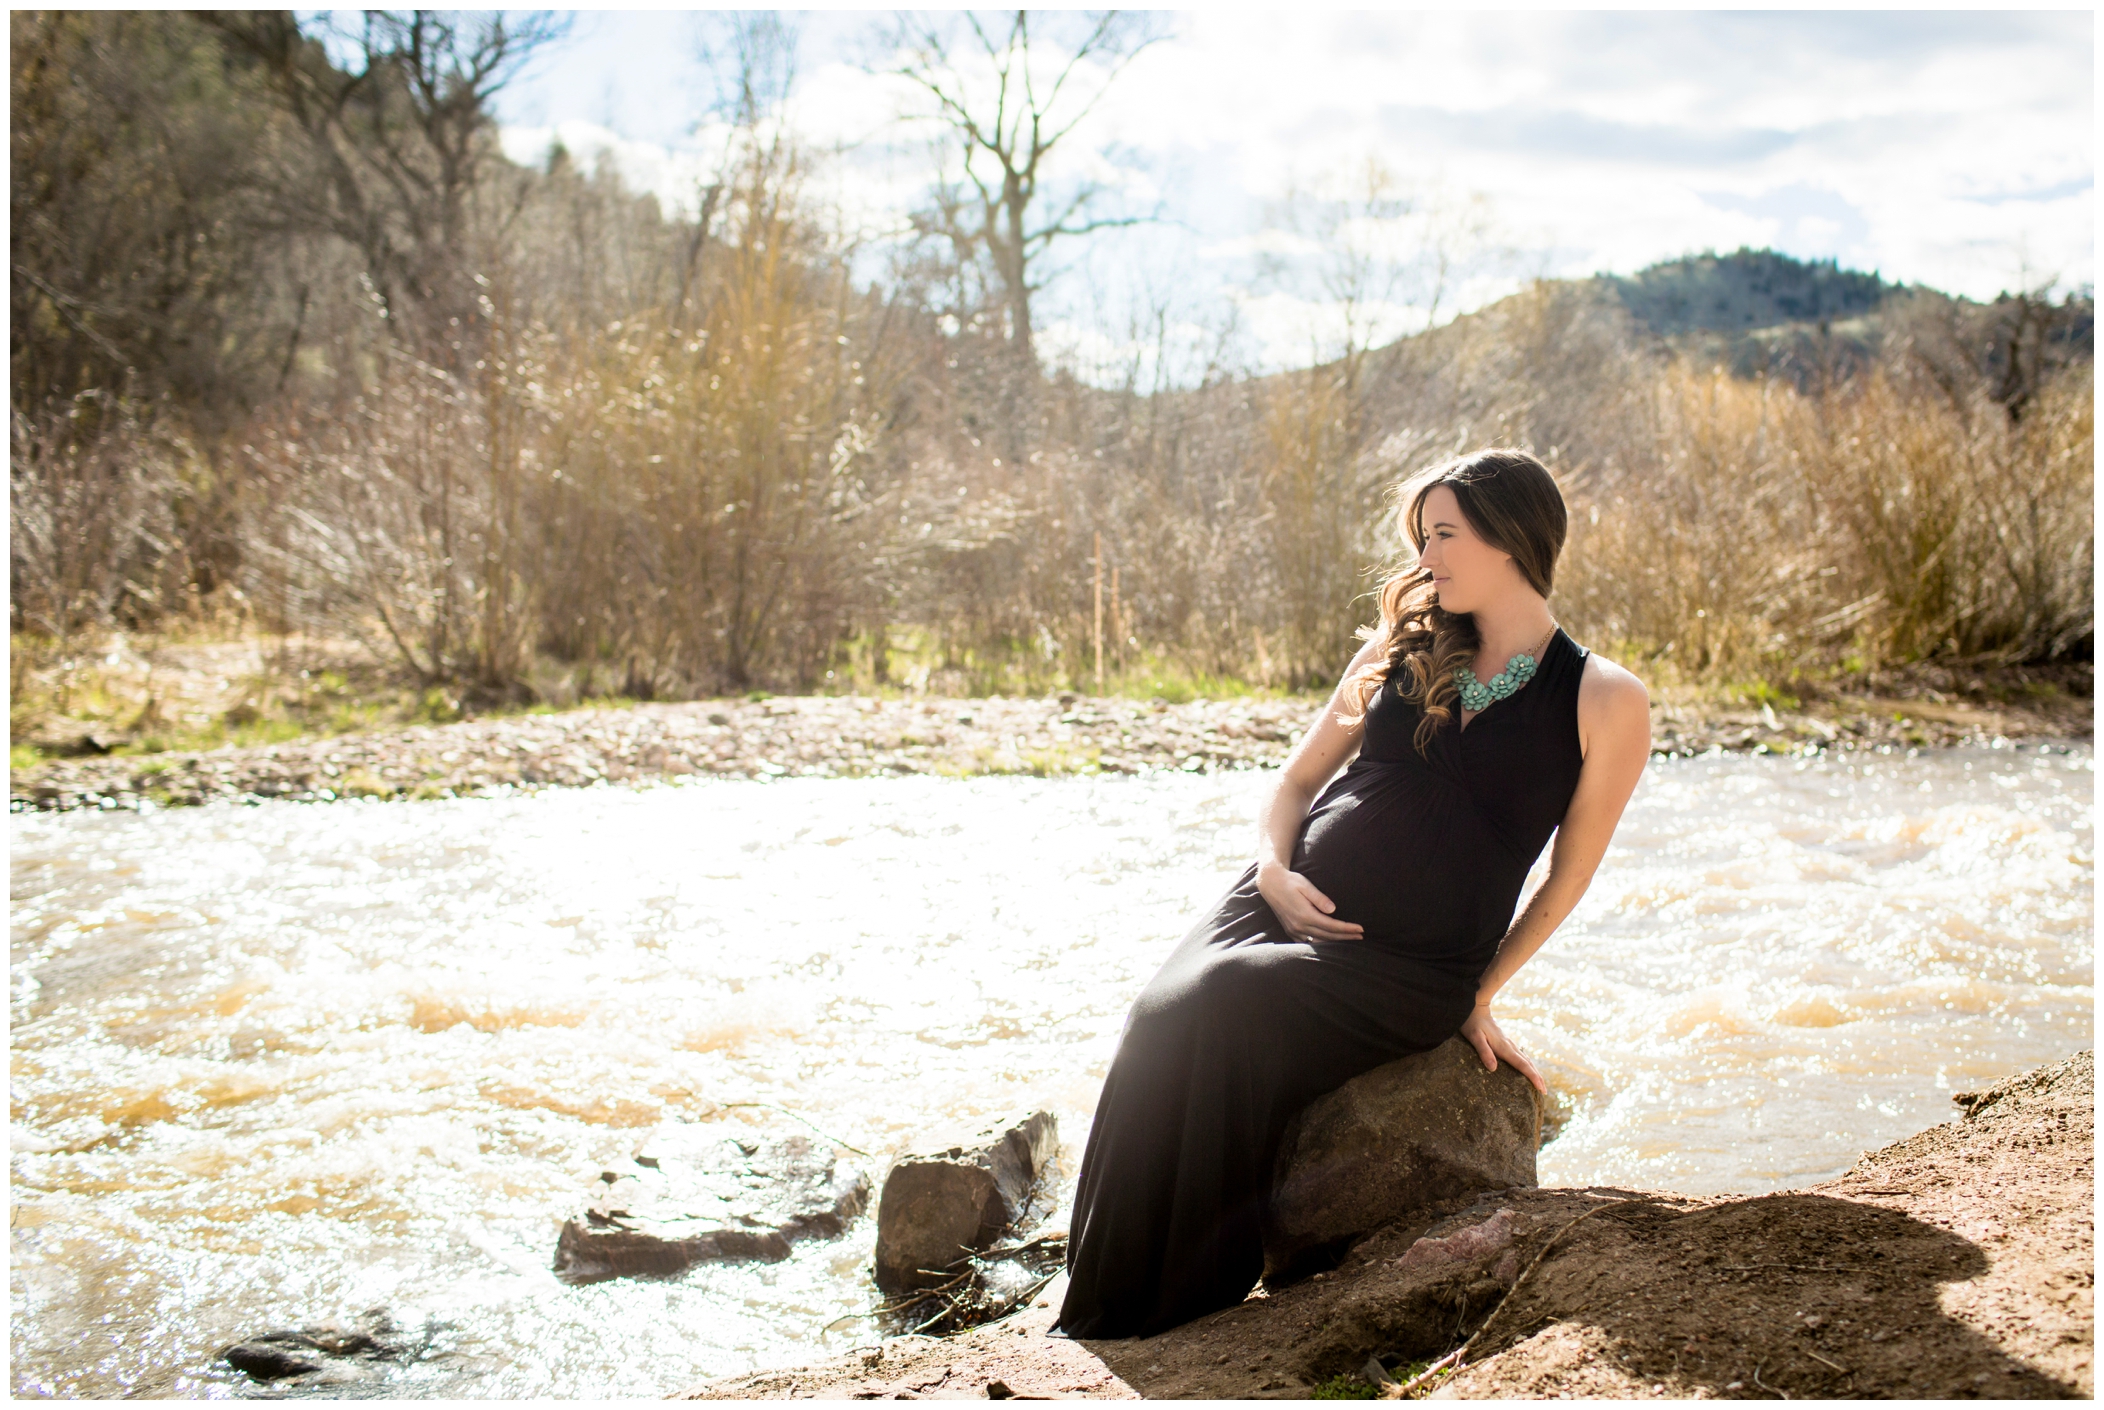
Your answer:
(10, 745), (2093, 1397)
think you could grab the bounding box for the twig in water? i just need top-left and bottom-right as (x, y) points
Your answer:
(909, 1301), (956, 1336)
(876, 1232), (1069, 1337)
(718, 1102), (871, 1156)
(988, 1232), (1067, 1260)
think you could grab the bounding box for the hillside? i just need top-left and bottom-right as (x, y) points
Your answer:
(1582, 247), (2091, 387)
(1602, 247), (1892, 336)
(1373, 248), (2093, 390)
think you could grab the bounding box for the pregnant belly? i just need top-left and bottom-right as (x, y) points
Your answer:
(1290, 766), (1525, 963)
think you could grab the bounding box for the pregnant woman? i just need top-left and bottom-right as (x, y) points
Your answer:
(1056, 448), (1651, 1339)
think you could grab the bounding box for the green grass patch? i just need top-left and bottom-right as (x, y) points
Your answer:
(1736, 680), (1802, 711)
(336, 768), (395, 798)
(1309, 1373), (1381, 1399)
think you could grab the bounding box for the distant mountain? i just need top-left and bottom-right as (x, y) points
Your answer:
(1602, 248), (1893, 337)
(1576, 248), (2086, 394)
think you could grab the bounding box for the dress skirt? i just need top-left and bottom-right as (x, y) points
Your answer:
(1053, 862), (1478, 1339)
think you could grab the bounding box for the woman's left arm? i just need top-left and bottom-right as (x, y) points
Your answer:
(1460, 657), (1652, 1090)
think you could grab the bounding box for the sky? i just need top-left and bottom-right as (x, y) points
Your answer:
(484, 8), (2095, 381)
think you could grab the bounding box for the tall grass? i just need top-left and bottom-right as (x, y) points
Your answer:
(1559, 360), (2093, 688)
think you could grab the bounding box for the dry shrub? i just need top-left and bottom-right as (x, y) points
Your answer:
(1255, 368), (1385, 687)
(9, 395), (187, 636)
(1558, 359), (2094, 684)
(1558, 367), (1819, 680)
(1809, 365), (2092, 662)
(249, 137), (901, 699)
(243, 337), (539, 692)
(525, 143), (899, 695)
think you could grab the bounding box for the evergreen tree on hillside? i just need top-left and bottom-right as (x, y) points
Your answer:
(1606, 248), (1891, 336)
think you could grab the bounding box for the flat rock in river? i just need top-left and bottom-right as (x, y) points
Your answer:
(1262, 1035), (1543, 1280)
(553, 1128), (869, 1285)
(221, 1308), (428, 1388)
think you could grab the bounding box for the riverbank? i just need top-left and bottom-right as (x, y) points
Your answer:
(9, 682), (2091, 813)
(680, 1050), (2093, 1400)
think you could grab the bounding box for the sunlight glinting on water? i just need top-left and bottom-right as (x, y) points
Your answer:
(9, 746), (2092, 1396)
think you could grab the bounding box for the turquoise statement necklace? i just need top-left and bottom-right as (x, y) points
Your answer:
(1455, 624), (1556, 712)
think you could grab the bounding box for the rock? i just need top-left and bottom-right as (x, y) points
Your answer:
(873, 1111), (1058, 1293)
(221, 1308), (420, 1386)
(553, 1128), (869, 1285)
(224, 1339), (325, 1381)
(1262, 1036), (1543, 1280)
(27, 720), (117, 757)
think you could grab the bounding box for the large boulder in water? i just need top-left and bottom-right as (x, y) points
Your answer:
(1262, 1036), (1544, 1280)
(874, 1111), (1058, 1292)
(554, 1128), (869, 1284)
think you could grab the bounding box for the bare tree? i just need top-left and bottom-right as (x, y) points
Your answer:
(203, 10), (568, 359)
(888, 10), (1159, 373)
(1256, 160), (1492, 385)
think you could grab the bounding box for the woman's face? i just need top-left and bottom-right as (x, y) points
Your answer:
(1416, 484), (1520, 615)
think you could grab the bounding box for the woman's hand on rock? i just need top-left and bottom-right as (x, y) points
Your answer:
(1460, 1005), (1546, 1093)
(1255, 861), (1363, 942)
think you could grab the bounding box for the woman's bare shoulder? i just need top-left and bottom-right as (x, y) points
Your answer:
(1577, 649), (1648, 703)
(1576, 650), (1651, 741)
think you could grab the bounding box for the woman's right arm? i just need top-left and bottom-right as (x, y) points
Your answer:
(1254, 635), (1386, 942)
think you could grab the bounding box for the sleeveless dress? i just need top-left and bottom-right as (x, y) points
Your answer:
(1055, 628), (1591, 1339)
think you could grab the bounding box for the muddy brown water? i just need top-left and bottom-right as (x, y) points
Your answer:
(9, 745), (2091, 1396)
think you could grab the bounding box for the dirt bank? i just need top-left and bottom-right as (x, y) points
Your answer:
(679, 1050), (2092, 1400)
(11, 687), (2090, 814)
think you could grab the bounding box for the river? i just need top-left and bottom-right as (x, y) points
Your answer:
(9, 744), (2092, 1397)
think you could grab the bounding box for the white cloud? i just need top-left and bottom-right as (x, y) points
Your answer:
(1197, 230), (1327, 262)
(500, 120), (731, 218)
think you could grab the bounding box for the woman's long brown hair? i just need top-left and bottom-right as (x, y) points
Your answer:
(1339, 449), (1569, 753)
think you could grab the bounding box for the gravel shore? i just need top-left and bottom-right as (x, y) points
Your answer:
(10, 690), (2090, 813)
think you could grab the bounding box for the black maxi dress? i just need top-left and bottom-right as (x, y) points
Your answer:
(1056, 628), (1591, 1339)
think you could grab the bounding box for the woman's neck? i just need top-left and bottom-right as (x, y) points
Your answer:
(1469, 596), (1557, 665)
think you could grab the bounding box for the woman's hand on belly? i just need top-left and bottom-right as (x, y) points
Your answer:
(1255, 861), (1365, 943)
